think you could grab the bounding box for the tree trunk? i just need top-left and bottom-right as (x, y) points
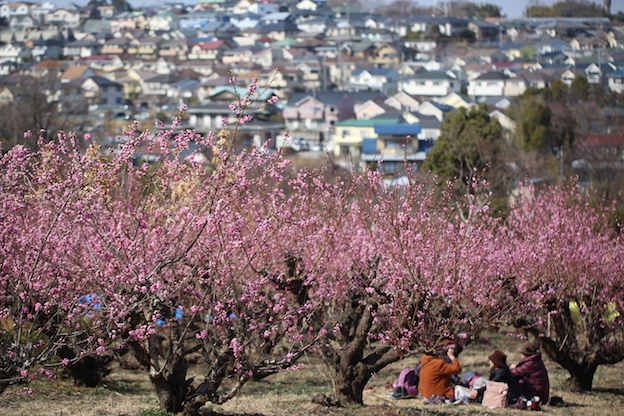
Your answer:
(150, 354), (190, 413)
(559, 361), (597, 392)
(331, 363), (370, 404)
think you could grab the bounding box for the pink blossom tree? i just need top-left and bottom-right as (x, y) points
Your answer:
(504, 183), (624, 391)
(0, 133), (117, 393)
(0, 107), (343, 415)
(279, 172), (523, 404)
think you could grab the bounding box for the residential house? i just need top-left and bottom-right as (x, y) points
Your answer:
(101, 36), (132, 55)
(159, 37), (191, 60)
(369, 43), (402, 67)
(538, 51), (568, 65)
(416, 115), (442, 143)
(503, 75), (527, 96)
(262, 21), (301, 41)
(283, 90), (385, 144)
(188, 40), (231, 61)
(204, 85), (277, 106)
(570, 35), (608, 51)
(295, 0), (319, 11)
(483, 96), (512, 110)
(398, 70), (460, 98)
(412, 101), (453, 122)
(110, 11), (143, 33)
(60, 65), (97, 83)
(141, 73), (185, 105)
(290, 59), (326, 90)
(32, 39), (64, 61)
(230, 0), (255, 15)
(0, 42), (32, 64)
(97, 5), (116, 19)
(606, 29), (624, 49)
(332, 116), (398, 158)
(0, 86), (15, 106)
(468, 71), (508, 98)
(230, 12), (261, 30)
(348, 68), (399, 93)
(108, 69), (152, 101)
(407, 15), (436, 34)
(607, 70), (624, 93)
(179, 11), (227, 31)
(249, 2), (280, 14)
(535, 20), (588, 38)
(128, 36), (164, 60)
(436, 91), (472, 109)
(489, 109), (516, 134)
(150, 10), (181, 31)
(0, 61), (19, 76)
(403, 39), (437, 60)
(534, 38), (571, 54)
(28, 59), (68, 78)
(384, 91), (420, 112)
(582, 62), (610, 85)
(76, 55), (124, 73)
(9, 14), (36, 31)
(521, 70), (554, 89)
(354, 99), (397, 120)
(45, 8), (81, 28)
(499, 42), (537, 61)
(0, 2), (32, 19)
(63, 39), (103, 59)
(186, 102), (234, 131)
(81, 76), (125, 108)
(222, 45), (264, 65)
(361, 123), (424, 175)
(468, 21), (500, 42)
(437, 17), (470, 37)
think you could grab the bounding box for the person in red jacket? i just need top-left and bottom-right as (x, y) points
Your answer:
(510, 341), (550, 404)
(418, 344), (462, 402)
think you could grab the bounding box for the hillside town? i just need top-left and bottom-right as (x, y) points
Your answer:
(1, 0), (623, 175)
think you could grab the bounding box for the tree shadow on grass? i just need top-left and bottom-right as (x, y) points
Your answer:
(592, 387), (624, 396)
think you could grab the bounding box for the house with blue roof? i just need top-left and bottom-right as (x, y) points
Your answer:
(361, 123), (431, 175)
(332, 116), (399, 159)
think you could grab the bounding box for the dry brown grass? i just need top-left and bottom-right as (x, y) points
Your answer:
(2, 334), (623, 416)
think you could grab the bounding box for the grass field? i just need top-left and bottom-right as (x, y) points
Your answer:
(1, 334), (623, 416)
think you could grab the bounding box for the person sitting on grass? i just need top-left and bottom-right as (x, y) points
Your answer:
(510, 341), (550, 405)
(418, 343), (461, 403)
(391, 361), (421, 399)
(469, 350), (524, 406)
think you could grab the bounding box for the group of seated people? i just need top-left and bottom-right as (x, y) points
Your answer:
(392, 340), (550, 410)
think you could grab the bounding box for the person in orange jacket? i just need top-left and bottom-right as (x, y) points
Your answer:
(418, 344), (462, 402)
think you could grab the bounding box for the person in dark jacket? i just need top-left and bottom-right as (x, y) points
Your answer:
(470, 350), (524, 405)
(510, 341), (550, 404)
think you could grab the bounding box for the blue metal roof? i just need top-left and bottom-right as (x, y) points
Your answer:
(374, 124), (421, 135)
